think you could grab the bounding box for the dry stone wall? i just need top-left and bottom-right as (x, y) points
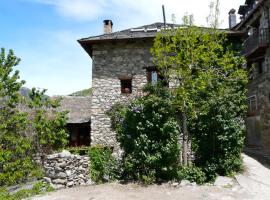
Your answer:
(43, 150), (90, 189)
(247, 47), (270, 151)
(91, 40), (153, 151)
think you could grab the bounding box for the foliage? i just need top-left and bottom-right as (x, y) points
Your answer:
(69, 88), (92, 96)
(88, 145), (119, 183)
(177, 166), (206, 185)
(151, 8), (247, 178)
(28, 88), (69, 155)
(191, 91), (246, 181)
(0, 48), (36, 186)
(0, 134), (35, 186)
(0, 181), (54, 200)
(109, 84), (181, 183)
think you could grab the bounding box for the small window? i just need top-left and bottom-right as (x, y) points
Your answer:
(247, 95), (258, 116)
(120, 79), (132, 94)
(147, 68), (166, 84)
(257, 61), (263, 74)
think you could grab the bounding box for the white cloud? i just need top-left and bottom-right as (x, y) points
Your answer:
(26, 0), (243, 28)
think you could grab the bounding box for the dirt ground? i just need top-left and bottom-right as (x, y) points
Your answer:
(33, 153), (270, 200)
(32, 182), (252, 200)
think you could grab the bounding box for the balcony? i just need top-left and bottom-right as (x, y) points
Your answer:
(242, 28), (270, 58)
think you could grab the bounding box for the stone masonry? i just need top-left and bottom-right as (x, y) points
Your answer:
(238, 1), (270, 153)
(247, 47), (270, 151)
(91, 40), (153, 150)
(43, 150), (90, 189)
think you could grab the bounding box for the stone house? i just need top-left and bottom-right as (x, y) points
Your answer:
(233, 0), (270, 153)
(78, 20), (243, 151)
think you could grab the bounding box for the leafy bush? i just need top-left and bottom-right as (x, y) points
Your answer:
(88, 145), (119, 183)
(0, 134), (35, 186)
(109, 84), (181, 183)
(191, 80), (246, 181)
(177, 166), (206, 185)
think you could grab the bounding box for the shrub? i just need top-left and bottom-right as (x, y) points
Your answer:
(0, 134), (35, 186)
(88, 145), (119, 183)
(191, 88), (246, 181)
(177, 166), (206, 185)
(109, 84), (181, 183)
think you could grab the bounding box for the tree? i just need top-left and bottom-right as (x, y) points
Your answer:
(151, 13), (247, 166)
(0, 48), (35, 186)
(28, 88), (68, 157)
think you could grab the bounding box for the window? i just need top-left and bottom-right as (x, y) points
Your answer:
(258, 61), (263, 74)
(120, 79), (132, 94)
(247, 95), (258, 116)
(146, 67), (166, 85)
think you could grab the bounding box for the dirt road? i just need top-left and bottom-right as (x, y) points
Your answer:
(33, 182), (252, 200)
(33, 154), (270, 200)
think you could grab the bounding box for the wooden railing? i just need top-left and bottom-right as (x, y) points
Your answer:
(243, 28), (270, 56)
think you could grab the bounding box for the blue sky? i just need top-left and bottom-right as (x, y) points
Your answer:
(0, 0), (243, 95)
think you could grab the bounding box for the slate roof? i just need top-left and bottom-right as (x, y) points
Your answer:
(58, 96), (91, 124)
(78, 22), (244, 57)
(78, 22), (179, 43)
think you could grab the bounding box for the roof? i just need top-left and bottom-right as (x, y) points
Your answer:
(234, 0), (265, 30)
(79, 22), (176, 43)
(58, 96), (91, 124)
(78, 22), (244, 57)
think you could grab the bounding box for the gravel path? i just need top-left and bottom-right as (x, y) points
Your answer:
(33, 153), (270, 200)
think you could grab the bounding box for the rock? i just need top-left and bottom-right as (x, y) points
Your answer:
(66, 181), (74, 187)
(47, 154), (58, 159)
(52, 179), (67, 185)
(180, 180), (191, 187)
(58, 172), (67, 178)
(214, 176), (234, 187)
(52, 184), (65, 190)
(190, 182), (197, 186)
(66, 170), (72, 176)
(43, 177), (51, 183)
(58, 162), (67, 168)
(86, 179), (94, 186)
(171, 182), (179, 187)
(59, 150), (71, 158)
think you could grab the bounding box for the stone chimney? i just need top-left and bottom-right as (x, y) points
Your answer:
(229, 9), (236, 29)
(103, 20), (113, 34)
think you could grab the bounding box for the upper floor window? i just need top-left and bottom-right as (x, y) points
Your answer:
(247, 95), (258, 116)
(120, 79), (132, 94)
(146, 67), (166, 85)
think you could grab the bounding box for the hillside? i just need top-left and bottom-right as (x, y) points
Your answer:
(69, 88), (92, 97)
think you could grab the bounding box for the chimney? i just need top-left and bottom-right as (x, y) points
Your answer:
(103, 20), (113, 34)
(228, 9), (236, 29)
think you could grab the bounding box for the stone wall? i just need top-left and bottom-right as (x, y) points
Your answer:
(91, 39), (153, 150)
(247, 46), (270, 152)
(43, 151), (90, 189)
